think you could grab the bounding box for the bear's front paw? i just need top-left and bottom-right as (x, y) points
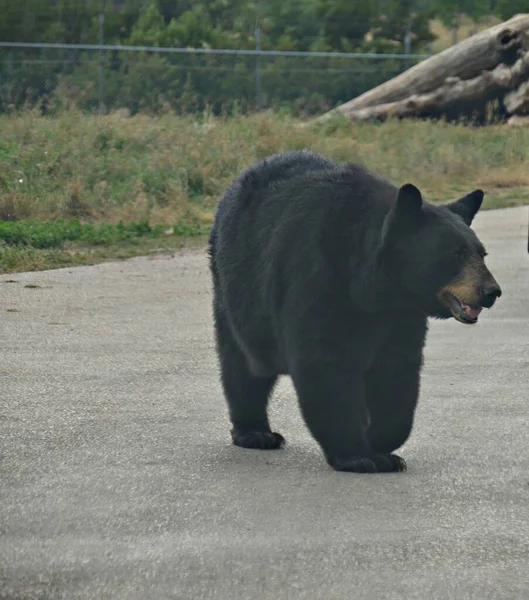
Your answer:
(231, 429), (286, 450)
(328, 453), (406, 473)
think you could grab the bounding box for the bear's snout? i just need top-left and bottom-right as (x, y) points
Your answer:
(480, 281), (502, 308)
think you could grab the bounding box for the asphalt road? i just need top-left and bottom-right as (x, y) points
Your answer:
(1, 206), (529, 600)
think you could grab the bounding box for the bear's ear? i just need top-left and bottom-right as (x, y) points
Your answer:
(394, 183), (423, 218)
(381, 183), (423, 244)
(446, 189), (484, 226)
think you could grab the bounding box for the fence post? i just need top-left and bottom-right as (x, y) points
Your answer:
(255, 26), (262, 111)
(98, 12), (105, 114)
(404, 23), (412, 55)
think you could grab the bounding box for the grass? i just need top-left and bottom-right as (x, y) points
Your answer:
(1, 108), (528, 273)
(0, 218), (185, 249)
(0, 233), (207, 274)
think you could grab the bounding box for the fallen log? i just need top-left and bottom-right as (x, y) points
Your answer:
(343, 51), (529, 122)
(315, 13), (529, 123)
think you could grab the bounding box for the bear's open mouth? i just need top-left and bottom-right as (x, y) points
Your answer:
(443, 292), (482, 324)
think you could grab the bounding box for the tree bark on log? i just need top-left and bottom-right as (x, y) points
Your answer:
(315, 13), (529, 123)
(504, 80), (529, 113)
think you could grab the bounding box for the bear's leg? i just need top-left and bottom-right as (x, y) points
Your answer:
(213, 301), (284, 450)
(365, 319), (425, 454)
(290, 357), (406, 473)
(365, 366), (420, 453)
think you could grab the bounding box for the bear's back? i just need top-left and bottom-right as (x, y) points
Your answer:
(211, 150), (396, 250)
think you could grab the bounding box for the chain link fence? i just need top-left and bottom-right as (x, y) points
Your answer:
(0, 43), (430, 117)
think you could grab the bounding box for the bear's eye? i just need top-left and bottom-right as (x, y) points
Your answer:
(453, 247), (466, 260)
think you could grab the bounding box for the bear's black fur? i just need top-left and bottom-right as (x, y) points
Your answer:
(209, 150), (502, 473)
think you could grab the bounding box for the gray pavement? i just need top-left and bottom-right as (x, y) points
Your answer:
(1, 206), (529, 600)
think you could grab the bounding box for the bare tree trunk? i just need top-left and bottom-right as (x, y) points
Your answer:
(314, 14), (529, 123)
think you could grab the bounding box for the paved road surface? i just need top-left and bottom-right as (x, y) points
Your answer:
(1, 207), (529, 600)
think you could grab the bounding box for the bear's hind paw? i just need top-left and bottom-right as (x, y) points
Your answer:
(329, 453), (406, 474)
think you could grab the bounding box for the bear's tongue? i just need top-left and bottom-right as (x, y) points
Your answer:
(462, 303), (482, 320)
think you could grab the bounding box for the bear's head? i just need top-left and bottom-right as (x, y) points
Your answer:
(379, 183), (502, 324)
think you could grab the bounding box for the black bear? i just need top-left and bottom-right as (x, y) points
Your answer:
(208, 150), (502, 473)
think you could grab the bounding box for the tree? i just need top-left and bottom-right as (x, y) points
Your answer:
(126, 2), (236, 49)
(495, 0), (529, 20)
(369, 0), (437, 53)
(49, 0), (97, 44)
(0, 0), (55, 42)
(257, 0), (321, 51)
(317, 0), (376, 52)
(316, 0), (437, 53)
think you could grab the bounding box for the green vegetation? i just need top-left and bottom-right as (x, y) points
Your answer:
(1, 0), (524, 52)
(0, 214), (206, 273)
(0, 218), (177, 249)
(1, 1), (528, 115)
(0, 109), (528, 273)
